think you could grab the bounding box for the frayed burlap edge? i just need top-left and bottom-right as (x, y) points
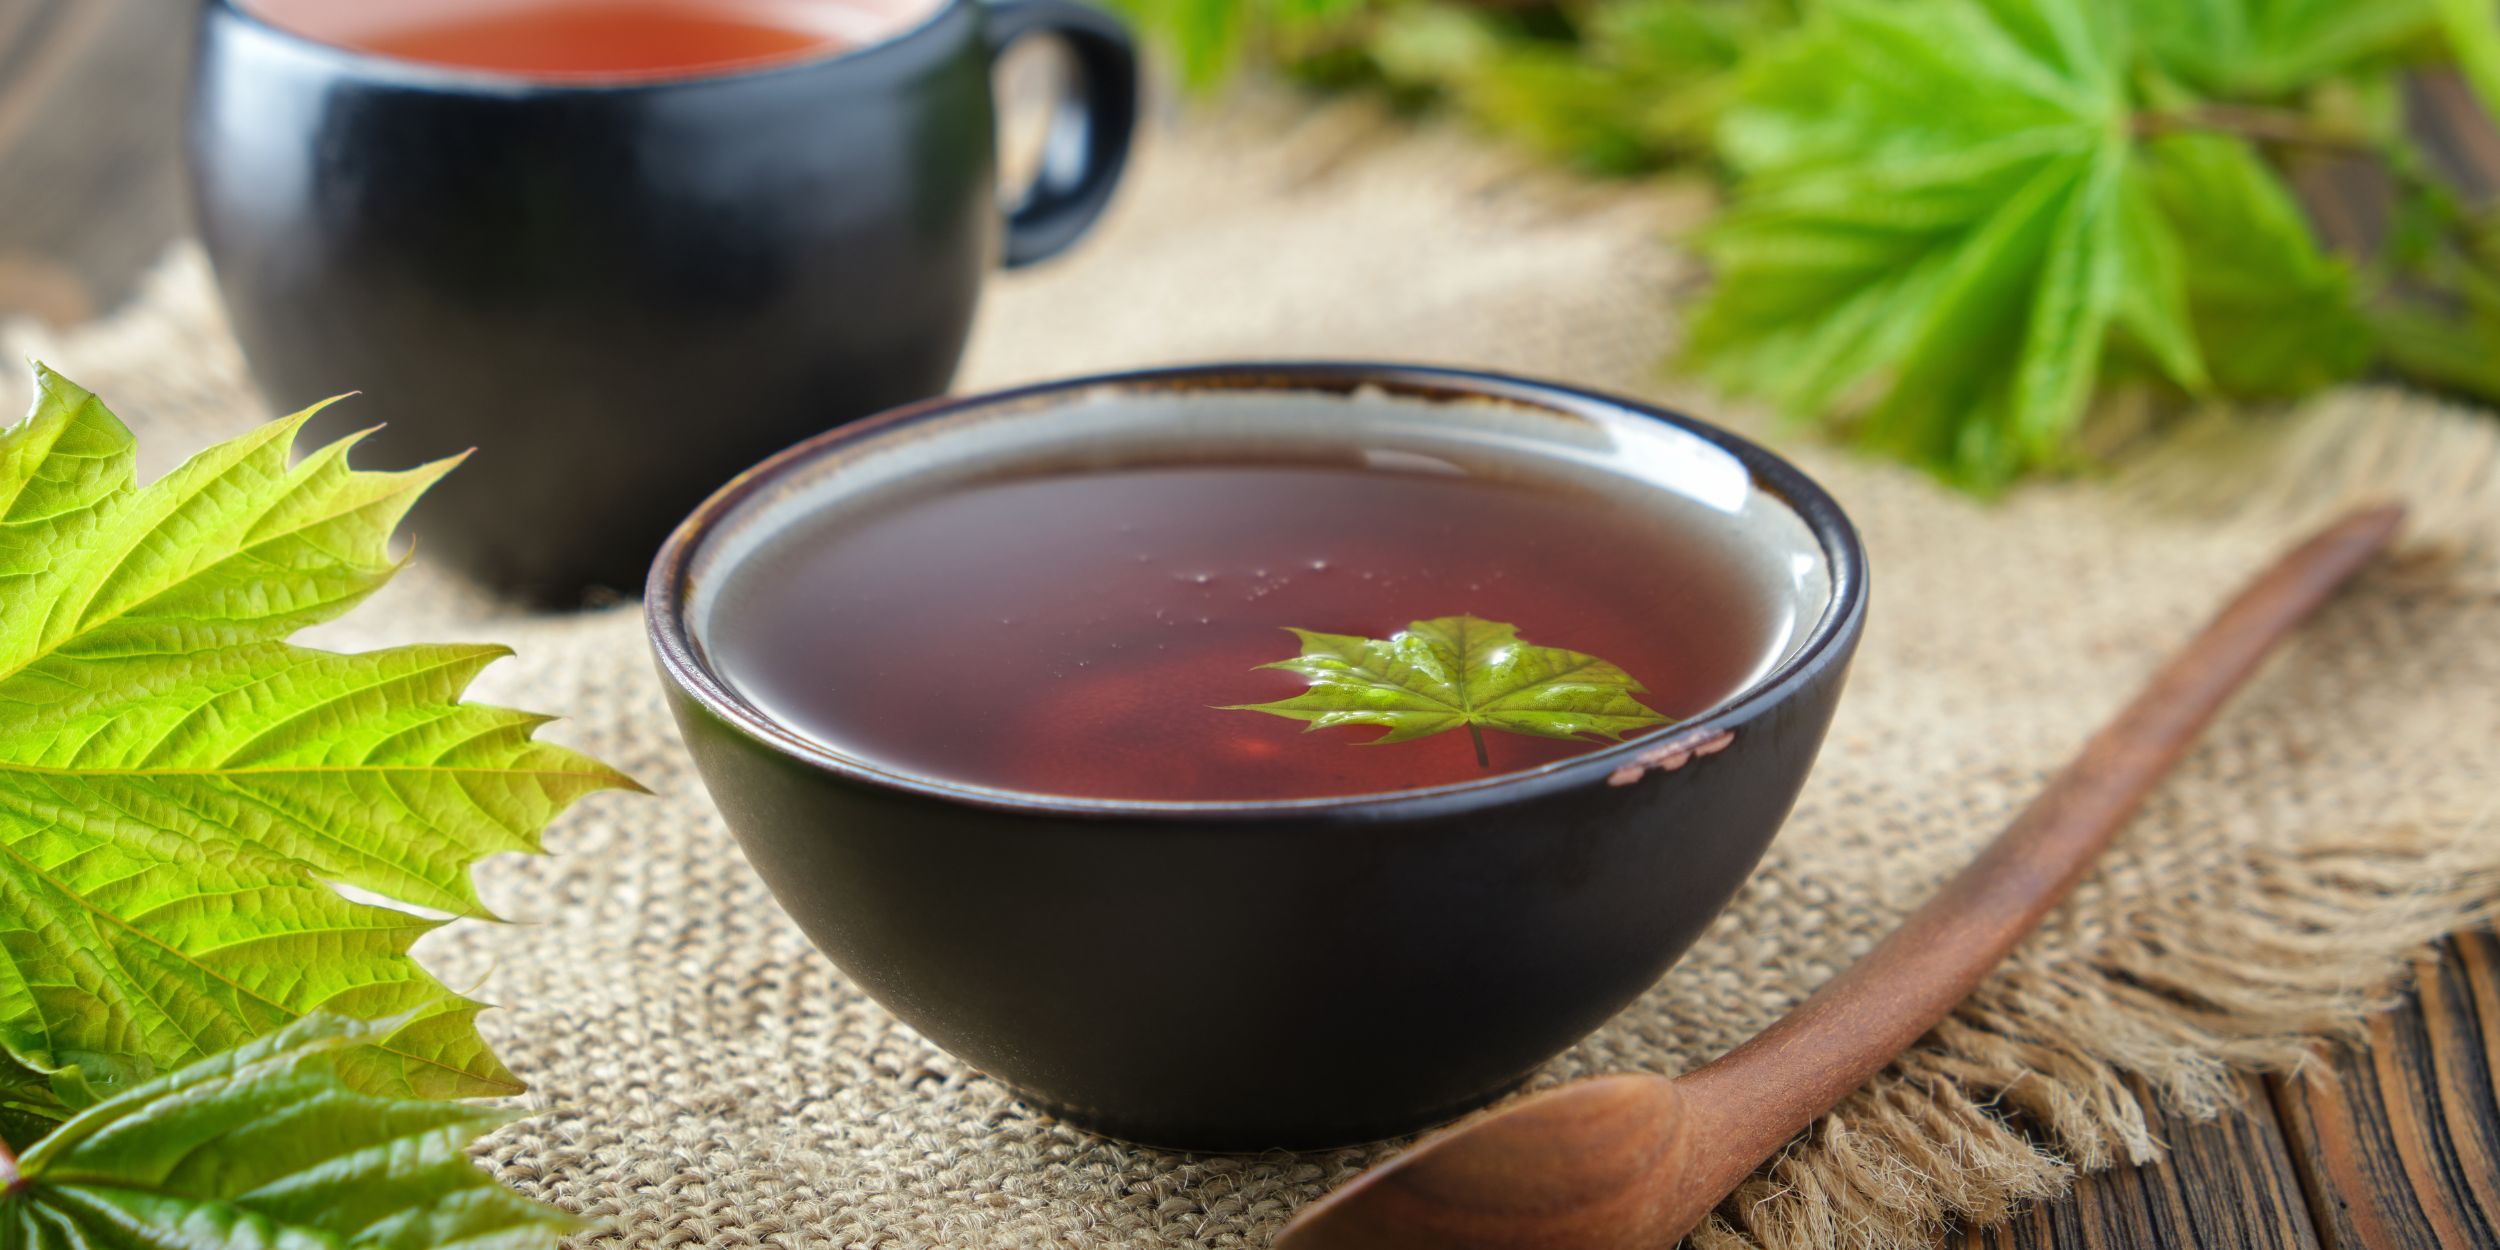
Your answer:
(2119, 388), (2500, 592)
(1698, 397), (2500, 1249)
(1700, 822), (2500, 1249)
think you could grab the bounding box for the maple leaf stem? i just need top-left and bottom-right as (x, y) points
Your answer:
(2130, 104), (2377, 155)
(1468, 723), (1489, 769)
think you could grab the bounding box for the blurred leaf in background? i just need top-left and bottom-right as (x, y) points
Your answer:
(1115, 0), (2500, 491)
(1365, 0), (1792, 172)
(1691, 0), (2384, 487)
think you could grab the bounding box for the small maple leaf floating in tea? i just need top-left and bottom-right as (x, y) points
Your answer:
(1227, 615), (1673, 767)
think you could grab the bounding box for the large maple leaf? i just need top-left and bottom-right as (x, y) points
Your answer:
(0, 366), (634, 1130)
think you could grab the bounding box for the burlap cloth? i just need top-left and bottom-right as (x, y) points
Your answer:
(9, 98), (2498, 1249)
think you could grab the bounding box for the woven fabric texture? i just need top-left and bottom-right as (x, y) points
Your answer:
(8, 100), (2497, 1249)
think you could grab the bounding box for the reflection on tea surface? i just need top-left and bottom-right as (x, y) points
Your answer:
(705, 459), (1784, 800)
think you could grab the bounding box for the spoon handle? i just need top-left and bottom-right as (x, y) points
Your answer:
(1675, 505), (2404, 1185)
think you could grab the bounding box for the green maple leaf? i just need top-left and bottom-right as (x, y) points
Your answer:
(1685, 0), (2365, 490)
(0, 1013), (577, 1249)
(1225, 615), (1672, 767)
(1688, 0), (2160, 488)
(0, 365), (635, 1128)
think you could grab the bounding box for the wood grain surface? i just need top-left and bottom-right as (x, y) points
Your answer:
(0, 3), (2492, 1245)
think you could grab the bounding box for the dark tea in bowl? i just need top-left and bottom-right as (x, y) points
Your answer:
(648, 364), (1867, 1149)
(704, 455), (1800, 801)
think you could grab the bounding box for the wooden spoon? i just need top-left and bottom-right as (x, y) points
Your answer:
(1275, 505), (2406, 1250)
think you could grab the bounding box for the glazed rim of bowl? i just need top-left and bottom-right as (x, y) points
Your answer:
(215, 0), (961, 92)
(647, 362), (1869, 820)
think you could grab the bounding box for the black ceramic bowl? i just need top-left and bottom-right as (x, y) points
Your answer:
(647, 364), (1867, 1150)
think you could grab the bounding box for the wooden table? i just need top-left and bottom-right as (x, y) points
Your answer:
(1966, 933), (2500, 1250)
(3, 2), (2492, 1245)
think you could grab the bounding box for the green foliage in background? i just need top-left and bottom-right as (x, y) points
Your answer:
(1112, 0), (2500, 490)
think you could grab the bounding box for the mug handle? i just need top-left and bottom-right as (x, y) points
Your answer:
(985, 0), (1139, 268)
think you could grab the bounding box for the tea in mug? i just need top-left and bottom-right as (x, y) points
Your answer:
(246, 0), (926, 78)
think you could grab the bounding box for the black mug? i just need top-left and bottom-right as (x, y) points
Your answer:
(187, 0), (1137, 602)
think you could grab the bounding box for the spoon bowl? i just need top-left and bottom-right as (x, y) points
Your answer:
(1277, 1076), (1702, 1250)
